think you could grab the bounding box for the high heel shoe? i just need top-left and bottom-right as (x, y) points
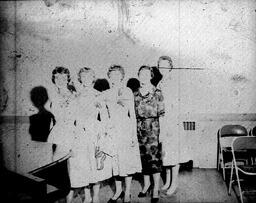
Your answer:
(151, 190), (160, 203)
(138, 186), (151, 197)
(107, 191), (125, 203)
(151, 197), (159, 203)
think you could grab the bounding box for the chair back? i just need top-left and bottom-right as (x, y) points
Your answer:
(219, 125), (247, 137)
(218, 125), (248, 148)
(249, 125), (256, 136)
(232, 136), (256, 151)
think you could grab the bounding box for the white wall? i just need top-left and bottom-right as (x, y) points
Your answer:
(1, 0), (256, 169)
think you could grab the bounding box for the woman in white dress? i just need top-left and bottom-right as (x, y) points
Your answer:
(157, 56), (189, 196)
(104, 65), (142, 203)
(47, 66), (80, 203)
(74, 67), (113, 203)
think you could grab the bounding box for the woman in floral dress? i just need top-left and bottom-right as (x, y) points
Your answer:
(134, 66), (165, 203)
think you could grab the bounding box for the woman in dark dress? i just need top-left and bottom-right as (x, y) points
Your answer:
(134, 66), (165, 203)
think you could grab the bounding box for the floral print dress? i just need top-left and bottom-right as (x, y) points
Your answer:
(134, 86), (165, 174)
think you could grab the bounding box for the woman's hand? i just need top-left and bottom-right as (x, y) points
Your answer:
(117, 99), (125, 107)
(95, 101), (102, 108)
(70, 149), (75, 158)
(130, 140), (135, 147)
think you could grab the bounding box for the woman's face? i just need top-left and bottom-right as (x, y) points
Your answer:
(109, 70), (123, 86)
(54, 73), (68, 89)
(139, 69), (152, 85)
(158, 59), (171, 76)
(80, 71), (94, 87)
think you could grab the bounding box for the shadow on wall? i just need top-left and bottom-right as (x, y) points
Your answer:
(93, 78), (110, 92)
(29, 86), (55, 142)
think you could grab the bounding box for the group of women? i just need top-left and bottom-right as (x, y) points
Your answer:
(47, 56), (183, 203)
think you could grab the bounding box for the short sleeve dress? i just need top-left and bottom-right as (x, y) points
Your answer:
(74, 88), (113, 185)
(47, 91), (76, 150)
(104, 86), (142, 177)
(47, 90), (87, 188)
(134, 86), (165, 175)
(158, 79), (190, 166)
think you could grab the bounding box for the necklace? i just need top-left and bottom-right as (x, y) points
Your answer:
(57, 88), (72, 108)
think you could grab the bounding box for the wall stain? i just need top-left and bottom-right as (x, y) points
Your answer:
(59, 2), (73, 10)
(228, 18), (242, 32)
(0, 86), (8, 113)
(117, 0), (137, 44)
(42, 0), (59, 7)
(15, 20), (51, 43)
(199, 0), (215, 5)
(0, 17), (14, 36)
(231, 74), (249, 83)
(141, 0), (157, 7)
(208, 49), (232, 62)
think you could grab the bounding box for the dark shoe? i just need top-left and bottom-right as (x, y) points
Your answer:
(108, 191), (125, 203)
(138, 186), (151, 197)
(107, 199), (117, 203)
(151, 197), (159, 203)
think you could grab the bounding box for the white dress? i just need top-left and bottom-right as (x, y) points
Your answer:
(158, 78), (190, 166)
(74, 88), (113, 184)
(47, 91), (76, 150)
(104, 86), (142, 177)
(47, 90), (89, 188)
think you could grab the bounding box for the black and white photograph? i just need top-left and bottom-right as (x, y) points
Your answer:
(0, 0), (256, 202)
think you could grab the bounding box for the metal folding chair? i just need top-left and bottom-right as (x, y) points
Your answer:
(249, 126), (256, 136)
(217, 125), (248, 181)
(228, 136), (256, 203)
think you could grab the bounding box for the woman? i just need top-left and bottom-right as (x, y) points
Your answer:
(74, 67), (113, 203)
(134, 66), (165, 203)
(104, 65), (141, 203)
(47, 66), (78, 203)
(157, 56), (182, 196)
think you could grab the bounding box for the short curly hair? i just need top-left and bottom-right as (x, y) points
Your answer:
(107, 65), (125, 81)
(138, 65), (154, 78)
(157, 55), (173, 70)
(77, 67), (96, 84)
(51, 66), (71, 84)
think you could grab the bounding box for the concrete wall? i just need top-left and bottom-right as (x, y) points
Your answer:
(1, 0), (256, 170)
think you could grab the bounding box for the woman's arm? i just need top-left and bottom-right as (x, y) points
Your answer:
(126, 89), (138, 145)
(157, 89), (166, 142)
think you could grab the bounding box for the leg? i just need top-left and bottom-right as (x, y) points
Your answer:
(166, 164), (180, 196)
(111, 178), (123, 200)
(161, 167), (171, 190)
(141, 175), (151, 193)
(66, 190), (73, 203)
(124, 176), (132, 202)
(92, 183), (100, 203)
(152, 173), (160, 198)
(83, 186), (92, 203)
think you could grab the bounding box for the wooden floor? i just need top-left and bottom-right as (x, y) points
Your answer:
(69, 168), (256, 203)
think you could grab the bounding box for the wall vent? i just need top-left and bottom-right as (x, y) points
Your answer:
(183, 121), (196, 131)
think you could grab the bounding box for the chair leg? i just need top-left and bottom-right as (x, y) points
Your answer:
(228, 161), (234, 195)
(220, 151), (226, 181)
(235, 167), (243, 203)
(217, 146), (220, 171)
(223, 165), (226, 181)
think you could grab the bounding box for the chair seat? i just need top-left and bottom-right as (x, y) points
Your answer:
(238, 165), (256, 173)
